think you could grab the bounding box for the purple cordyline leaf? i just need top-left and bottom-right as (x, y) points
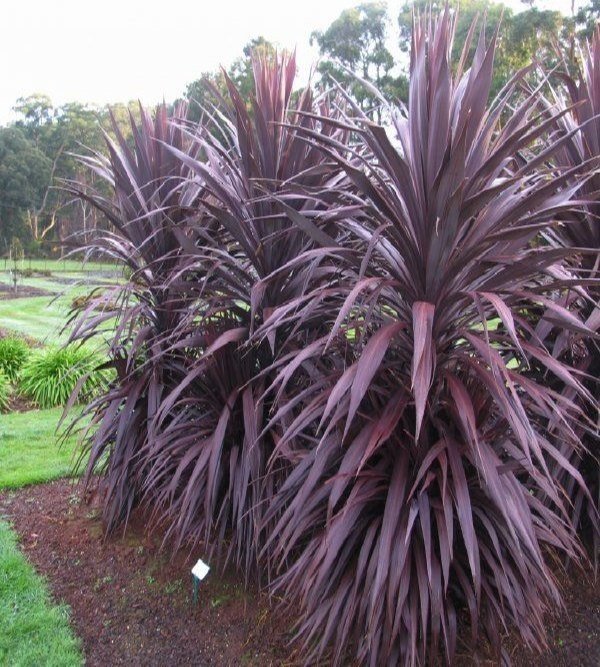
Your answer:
(475, 291), (527, 360)
(325, 276), (389, 351)
(277, 202), (339, 249)
(373, 455), (411, 609)
(345, 321), (406, 438)
(411, 301), (435, 439)
(359, 391), (409, 473)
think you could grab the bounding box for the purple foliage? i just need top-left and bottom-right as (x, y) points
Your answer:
(66, 14), (600, 666)
(255, 10), (598, 664)
(536, 26), (600, 567)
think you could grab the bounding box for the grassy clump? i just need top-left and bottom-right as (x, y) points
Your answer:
(0, 371), (10, 412)
(0, 336), (30, 381)
(0, 521), (82, 666)
(19, 346), (108, 409)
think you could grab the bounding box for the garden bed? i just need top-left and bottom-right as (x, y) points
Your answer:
(0, 480), (291, 666)
(5, 393), (38, 413)
(0, 283), (55, 299)
(0, 328), (42, 347)
(0, 478), (598, 666)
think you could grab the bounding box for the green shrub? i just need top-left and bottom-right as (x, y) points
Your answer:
(0, 371), (10, 411)
(18, 268), (52, 278)
(0, 336), (30, 381)
(19, 346), (109, 409)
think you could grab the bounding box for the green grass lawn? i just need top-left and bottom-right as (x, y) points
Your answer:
(0, 263), (97, 665)
(1, 257), (118, 274)
(0, 521), (83, 666)
(0, 408), (82, 489)
(0, 273), (118, 343)
(0, 295), (72, 343)
(0, 406), (85, 665)
(0, 273), (123, 293)
(0, 257), (122, 344)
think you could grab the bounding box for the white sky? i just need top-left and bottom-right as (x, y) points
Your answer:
(0, 0), (578, 125)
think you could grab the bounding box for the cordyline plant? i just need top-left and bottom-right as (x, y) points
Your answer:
(67, 50), (351, 574)
(64, 101), (206, 529)
(253, 10), (598, 665)
(536, 26), (600, 565)
(144, 49), (353, 570)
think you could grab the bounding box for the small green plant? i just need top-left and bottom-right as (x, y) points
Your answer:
(164, 579), (183, 595)
(0, 370), (10, 411)
(0, 336), (30, 381)
(19, 345), (109, 409)
(93, 575), (113, 592)
(210, 595), (230, 608)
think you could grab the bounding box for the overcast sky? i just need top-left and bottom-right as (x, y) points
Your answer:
(0, 0), (576, 124)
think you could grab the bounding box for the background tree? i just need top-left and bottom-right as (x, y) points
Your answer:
(50, 102), (110, 248)
(7, 95), (116, 253)
(577, 0), (600, 39)
(12, 94), (54, 147)
(311, 2), (407, 111)
(0, 126), (51, 253)
(501, 7), (567, 80)
(399, 0), (566, 96)
(182, 37), (277, 123)
(0, 1), (586, 257)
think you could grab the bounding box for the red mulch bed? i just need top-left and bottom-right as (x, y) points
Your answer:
(514, 573), (600, 667)
(0, 480), (293, 666)
(0, 479), (598, 666)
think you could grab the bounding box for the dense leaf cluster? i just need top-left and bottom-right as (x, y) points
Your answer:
(67, 12), (599, 666)
(0, 336), (29, 381)
(0, 371), (9, 411)
(19, 346), (108, 409)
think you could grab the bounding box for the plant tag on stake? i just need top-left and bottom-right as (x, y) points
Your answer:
(191, 558), (210, 605)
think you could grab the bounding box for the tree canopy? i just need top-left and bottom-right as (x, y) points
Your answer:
(311, 2), (407, 108)
(0, 1), (596, 254)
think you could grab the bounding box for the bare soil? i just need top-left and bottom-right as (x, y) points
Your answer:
(0, 479), (598, 666)
(51, 276), (117, 287)
(514, 573), (600, 667)
(4, 393), (38, 412)
(0, 283), (55, 299)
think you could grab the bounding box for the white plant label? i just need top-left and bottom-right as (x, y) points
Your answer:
(192, 558), (210, 581)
